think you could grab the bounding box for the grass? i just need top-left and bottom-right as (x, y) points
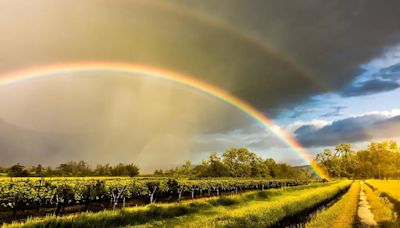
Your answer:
(364, 181), (398, 227)
(2, 181), (339, 228)
(306, 181), (360, 228)
(133, 180), (351, 227)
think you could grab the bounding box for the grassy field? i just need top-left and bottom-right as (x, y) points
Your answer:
(306, 181), (360, 228)
(3, 181), (346, 228)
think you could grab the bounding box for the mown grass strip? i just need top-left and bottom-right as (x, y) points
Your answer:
(134, 180), (351, 227)
(366, 180), (400, 218)
(364, 181), (398, 227)
(364, 183), (397, 225)
(2, 181), (336, 228)
(306, 181), (359, 228)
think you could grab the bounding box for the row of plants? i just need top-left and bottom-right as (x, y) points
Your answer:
(3, 180), (338, 228)
(181, 180), (351, 227)
(0, 177), (311, 216)
(306, 181), (360, 228)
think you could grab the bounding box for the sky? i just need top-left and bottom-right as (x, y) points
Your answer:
(0, 0), (399, 172)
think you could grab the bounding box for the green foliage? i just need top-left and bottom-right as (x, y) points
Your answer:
(316, 141), (400, 179)
(7, 164), (30, 177)
(3, 161), (140, 177)
(158, 148), (310, 179)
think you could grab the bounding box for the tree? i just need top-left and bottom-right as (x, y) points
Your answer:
(222, 148), (253, 177)
(35, 164), (44, 177)
(316, 141), (400, 179)
(316, 149), (342, 178)
(94, 164), (112, 176)
(249, 156), (270, 177)
(154, 169), (164, 176)
(7, 163), (30, 177)
(195, 152), (229, 177)
(177, 160), (192, 176)
(126, 164), (140, 177)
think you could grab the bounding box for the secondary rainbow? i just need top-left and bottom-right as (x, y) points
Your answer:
(0, 62), (329, 179)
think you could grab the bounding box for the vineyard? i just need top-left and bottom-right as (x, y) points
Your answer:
(0, 180), (350, 227)
(2, 179), (400, 227)
(0, 177), (309, 223)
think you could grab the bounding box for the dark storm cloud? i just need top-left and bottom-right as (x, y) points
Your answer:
(295, 113), (400, 147)
(341, 79), (400, 97)
(1, 0), (400, 116)
(171, 0), (400, 103)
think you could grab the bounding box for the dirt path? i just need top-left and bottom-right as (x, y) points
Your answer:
(357, 185), (377, 226)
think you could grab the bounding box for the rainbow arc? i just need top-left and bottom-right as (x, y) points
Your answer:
(0, 62), (329, 179)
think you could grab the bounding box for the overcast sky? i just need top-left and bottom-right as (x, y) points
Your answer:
(0, 0), (399, 172)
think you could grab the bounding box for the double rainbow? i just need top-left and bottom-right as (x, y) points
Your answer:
(0, 62), (329, 179)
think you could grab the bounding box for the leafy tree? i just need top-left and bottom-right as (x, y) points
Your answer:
(126, 164), (140, 177)
(195, 152), (229, 177)
(7, 163), (30, 177)
(316, 140), (400, 179)
(223, 148), (254, 177)
(94, 164), (112, 176)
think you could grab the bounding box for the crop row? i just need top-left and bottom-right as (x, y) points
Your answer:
(3, 180), (341, 228)
(0, 177), (310, 216)
(306, 181), (360, 228)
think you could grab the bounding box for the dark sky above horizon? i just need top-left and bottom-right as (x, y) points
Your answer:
(0, 0), (400, 172)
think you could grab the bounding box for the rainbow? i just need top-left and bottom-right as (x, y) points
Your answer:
(0, 62), (329, 179)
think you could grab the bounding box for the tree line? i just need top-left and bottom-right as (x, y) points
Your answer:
(1, 161), (139, 177)
(0, 148), (311, 179)
(316, 141), (400, 179)
(154, 148), (312, 179)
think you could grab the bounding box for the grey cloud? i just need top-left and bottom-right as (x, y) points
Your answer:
(171, 0), (400, 95)
(295, 114), (400, 147)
